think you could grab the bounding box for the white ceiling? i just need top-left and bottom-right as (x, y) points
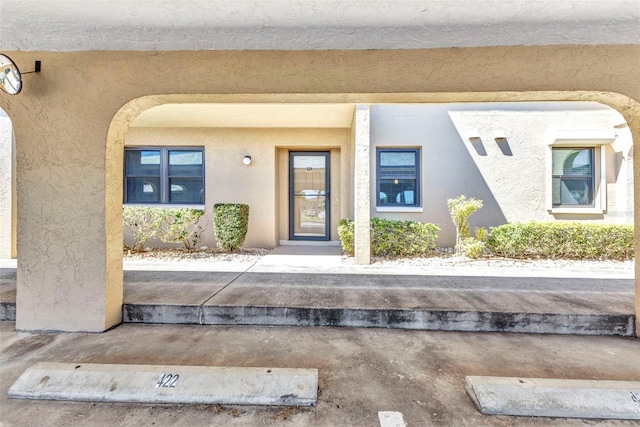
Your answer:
(1, 0), (638, 51)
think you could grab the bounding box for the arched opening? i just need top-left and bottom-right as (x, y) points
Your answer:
(105, 91), (639, 335)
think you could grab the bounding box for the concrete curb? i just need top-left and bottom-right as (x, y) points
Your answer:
(9, 362), (318, 406)
(466, 376), (640, 420)
(123, 304), (635, 336)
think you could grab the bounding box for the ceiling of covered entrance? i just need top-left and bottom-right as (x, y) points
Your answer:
(129, 103), (357, 128)
(1, 1), (638, 51)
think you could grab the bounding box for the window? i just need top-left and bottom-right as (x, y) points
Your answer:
(124, 147), (204, 204)
(551, 147), (594, 207)
(376, 148), (420, 207)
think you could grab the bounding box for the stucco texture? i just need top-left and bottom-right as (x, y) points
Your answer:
(369, 103), (631, 246)
(0, 45), (638, 332)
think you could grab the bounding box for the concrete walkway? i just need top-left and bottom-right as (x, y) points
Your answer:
(1, 247), (636, 335)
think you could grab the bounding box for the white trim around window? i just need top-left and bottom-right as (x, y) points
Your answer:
(547, 131), (614, 214)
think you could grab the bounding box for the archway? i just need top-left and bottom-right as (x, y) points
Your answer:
(105, 90), (639, 335)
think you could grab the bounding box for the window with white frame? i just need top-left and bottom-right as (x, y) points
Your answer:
(124, 147), (204, 204)
(548, 131), (614, 213)
(376, 148), (420, 207)
(551, 147), (594, 207)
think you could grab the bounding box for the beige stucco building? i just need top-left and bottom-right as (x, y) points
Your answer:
(0, 1), (638, 334)
(112, 101), (634, 250)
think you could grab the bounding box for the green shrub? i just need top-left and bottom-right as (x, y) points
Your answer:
(123, 206), (164, 253)
(338, 218), (439, 257)
(124, 207), (206, 253)
(474, 227), (488, 242)
(213, 203), (249, 252)
(486, 222), (634, 260)
(157, 208), (205, 253)
(447, 195), (483, 256)
(461, 237), (485, 259)
(337, 219), (355, 255)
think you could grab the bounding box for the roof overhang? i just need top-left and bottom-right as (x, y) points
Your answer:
(1, 0), (638, 51)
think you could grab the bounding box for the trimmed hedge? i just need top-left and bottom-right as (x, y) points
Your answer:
(486, 222), (634, 260)
(338, 217), (440, 257)
(123, 206), (204, 253)
(213, 203), (249, 252)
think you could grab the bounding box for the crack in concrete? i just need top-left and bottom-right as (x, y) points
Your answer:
(198, 261), (258, 324)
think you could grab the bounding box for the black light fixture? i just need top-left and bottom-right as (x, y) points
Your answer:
(0, 53), (41, 95)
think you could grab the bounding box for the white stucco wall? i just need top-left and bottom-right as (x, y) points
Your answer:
(370, 102), (633, 246)
(0, 110), (14, 258)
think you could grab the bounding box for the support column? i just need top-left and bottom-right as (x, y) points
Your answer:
(14, 115), (120, 332)
(353, 105), (371, 265)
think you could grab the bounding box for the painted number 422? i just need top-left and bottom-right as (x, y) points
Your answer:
(156, 373), (179, 388)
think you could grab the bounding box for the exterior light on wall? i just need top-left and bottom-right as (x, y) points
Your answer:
(393, 178), (399, 185)
(493, 129), (507, 140)
(243, 155), (252, 166)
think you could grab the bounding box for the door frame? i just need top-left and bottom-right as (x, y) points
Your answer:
(288, 151), (331, 241)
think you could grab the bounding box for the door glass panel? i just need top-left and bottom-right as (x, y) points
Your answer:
(291, 154), (328, 239)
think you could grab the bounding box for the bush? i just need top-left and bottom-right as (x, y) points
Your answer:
(486, 222), (634, 260)
(123, 207), (164, 253)
(338, 218), (440, 257)
(461, 237), (485, 259)
(213, 203), (249, 252)
(447, 195), (485, 258)
(337, 219), (355, 255)
(124, 207), (206, 253)
(157, 208), (205, 252)
(447, 195), (483, 256)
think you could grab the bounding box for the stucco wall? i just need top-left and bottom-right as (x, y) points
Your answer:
(0, 45), (638, 332)
(370, 102), (632, 246)
(126, 127), (350, 248)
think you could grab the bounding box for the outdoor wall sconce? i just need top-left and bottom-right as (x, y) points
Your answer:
(467, 129), (480, 140)
(243, 155), (252, 166)
(0, 53), (40, 95)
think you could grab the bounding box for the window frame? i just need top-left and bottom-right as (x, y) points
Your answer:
(547, 131), (614, 214)
(551, 147), (595, 208)
(375, 147), (421, 208)
(123, 146), (205, 205)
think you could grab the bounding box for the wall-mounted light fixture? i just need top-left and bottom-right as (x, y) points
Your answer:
(493, 129), (507, 140)
(467, 129), (480, 140)
(243, 155), (252, 166)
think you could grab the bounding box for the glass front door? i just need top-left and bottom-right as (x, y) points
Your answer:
(289, 152), (330, 240)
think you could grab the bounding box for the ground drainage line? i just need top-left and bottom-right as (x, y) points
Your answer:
(198, 262), (258, 324)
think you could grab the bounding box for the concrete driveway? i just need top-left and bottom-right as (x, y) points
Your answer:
(2, 321), (639, 426)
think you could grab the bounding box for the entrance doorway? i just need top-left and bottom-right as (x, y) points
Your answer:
(289, 152), (330, 241)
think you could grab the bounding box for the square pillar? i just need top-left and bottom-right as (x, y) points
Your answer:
(15, 120), (121, 332)
(353, 105), (371, 265)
